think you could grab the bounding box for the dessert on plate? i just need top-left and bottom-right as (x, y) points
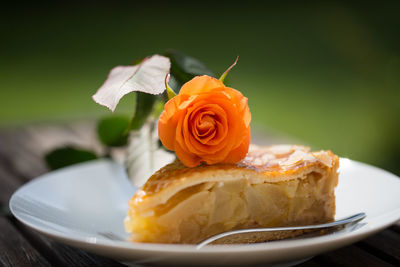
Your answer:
(124, 144), (339, 244)
(91, 54), (340, 244)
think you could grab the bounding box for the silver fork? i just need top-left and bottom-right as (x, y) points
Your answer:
(196, 212), (366, 249)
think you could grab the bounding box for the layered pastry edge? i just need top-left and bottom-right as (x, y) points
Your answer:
(125, 144), (339, 244)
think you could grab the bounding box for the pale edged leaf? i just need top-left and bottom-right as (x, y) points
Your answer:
(45, 146), (98, 170)
(92, 54), (171, 111)
(125, 120), (175, 188)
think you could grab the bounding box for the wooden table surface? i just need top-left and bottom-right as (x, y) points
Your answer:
(0, 123), (399, 267)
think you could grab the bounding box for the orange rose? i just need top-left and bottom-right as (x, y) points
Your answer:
(158, 75), (251, 167)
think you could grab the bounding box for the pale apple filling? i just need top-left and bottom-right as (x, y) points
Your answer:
(125, 170), (337, 244)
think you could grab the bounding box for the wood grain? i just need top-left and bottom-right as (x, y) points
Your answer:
(358, 229), (400, 265)
(0, 217), (51, 267)
(0, 122), (399, 267)
(313, 245), (395, 266)
(0, 125), (125, 267)
(0, 166), (21, 206)
(10, 217), (125, 267)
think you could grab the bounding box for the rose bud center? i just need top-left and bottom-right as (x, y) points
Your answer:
(191, 107), (227, 145)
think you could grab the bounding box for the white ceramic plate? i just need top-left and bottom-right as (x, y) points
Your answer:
(10, 158), (400, 266)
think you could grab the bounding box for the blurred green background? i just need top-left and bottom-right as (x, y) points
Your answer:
(1, 1), (399, 174)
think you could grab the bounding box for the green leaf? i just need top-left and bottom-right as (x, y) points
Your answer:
(0, 204), (11, 217)
(164, 50), (215, 91)
(97, 115), (131, 147)
(130, 92), (157, 130)
(219, 56), (239, 83)
(152, 98), (165, 118)
(45, 146), (98, 170)
(165, 74), (177, 99)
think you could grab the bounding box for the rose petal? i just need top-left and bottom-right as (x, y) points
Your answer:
(180, 75), (225, 96)
(194, 111), (215, 138)
(174, 139), (200, 167)
(185, 96), (239, 157)
(158, 75), (252, 167)
(183, 103), (229, 154)
(92, 54), (171, 111)
(196, 115), (215, 135)
(224, 127), (251, 163)
(158, 93), (194, 151)
(191, 105), (227, 144)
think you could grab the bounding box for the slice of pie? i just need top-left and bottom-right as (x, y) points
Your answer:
(124, 145), (339, 244)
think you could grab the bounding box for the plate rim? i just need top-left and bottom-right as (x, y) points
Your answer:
(9, 158), (400, 255)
